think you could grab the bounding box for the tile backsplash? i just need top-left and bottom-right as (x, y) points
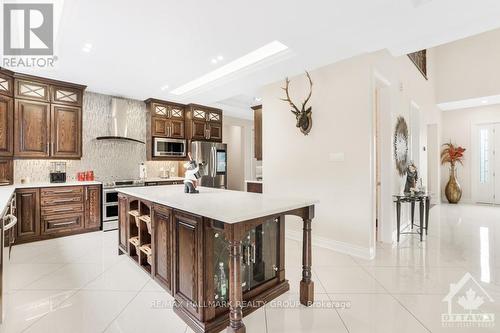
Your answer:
(14, 92), (178, 183)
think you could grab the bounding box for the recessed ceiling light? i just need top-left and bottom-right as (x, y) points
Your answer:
(82, 43), (92, 53)
(217, 55), (224, 61)
(482, 100), (488, 104)
(254, 97), (262, 102)
(171, 41), (289, 95)
(160, 85), (169, 91)
(211, 58), (217, 64)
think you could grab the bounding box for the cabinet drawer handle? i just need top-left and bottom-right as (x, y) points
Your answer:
(51, 198), (77, 203)
(49, 189), (76, 194)
(53, 221), (76, 227)
(49, 207), (75, 213)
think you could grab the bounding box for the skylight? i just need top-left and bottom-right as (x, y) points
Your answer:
(170, 41), (289, 95)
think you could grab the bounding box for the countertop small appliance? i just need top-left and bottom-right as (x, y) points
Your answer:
(50, 162), (67, 183)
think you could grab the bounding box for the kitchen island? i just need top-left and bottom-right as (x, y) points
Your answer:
(116, 185), (317, 333)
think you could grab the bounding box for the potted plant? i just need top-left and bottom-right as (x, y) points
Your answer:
(441, 142), (466, 203)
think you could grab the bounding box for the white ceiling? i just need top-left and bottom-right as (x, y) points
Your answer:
(4, 0), (500, 119)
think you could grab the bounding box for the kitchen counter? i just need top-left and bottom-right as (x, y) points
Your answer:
(244, 179), (263, 184)
(0, 181), (102, 217)
(117, 185), (315, 224)
(15, 180), (102, 189)
(117, 185), (317, 333)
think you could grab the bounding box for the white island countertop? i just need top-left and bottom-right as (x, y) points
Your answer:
(117, 185), (317, 224)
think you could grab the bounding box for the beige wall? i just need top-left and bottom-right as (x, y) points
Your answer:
(441, 105), (500, 203)
(261, 49), (440, 256)
(435, 28), (500, 103)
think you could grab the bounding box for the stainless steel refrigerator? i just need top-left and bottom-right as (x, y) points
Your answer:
(191, 141), (227, 189)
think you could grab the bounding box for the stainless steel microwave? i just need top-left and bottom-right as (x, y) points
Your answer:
(153, 138), (186, 157)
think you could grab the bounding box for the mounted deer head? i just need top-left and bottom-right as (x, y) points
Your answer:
(281, 71), (313, 135)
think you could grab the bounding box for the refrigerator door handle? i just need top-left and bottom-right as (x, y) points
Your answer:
(212, 146), (217, 177)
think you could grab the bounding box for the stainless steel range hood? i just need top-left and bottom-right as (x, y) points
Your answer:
(96, 98), (145, 144)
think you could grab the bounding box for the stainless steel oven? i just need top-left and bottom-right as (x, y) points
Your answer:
(102, 188), (119, 231)
(102, 180), (145, 231)
(153, 138), (186, 157)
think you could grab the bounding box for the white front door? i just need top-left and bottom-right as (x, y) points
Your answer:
(473, 124), (497, 203)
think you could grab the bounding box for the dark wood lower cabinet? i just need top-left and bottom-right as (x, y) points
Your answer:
(16, 188), (41, 242)
(41, 212), (84, 235)
(246, 182), (262, 193)
(85, 185), (101, 229)
(173, 210), (204, 321)
(13, 185), (102, 245)
(152, 205), (172, 292)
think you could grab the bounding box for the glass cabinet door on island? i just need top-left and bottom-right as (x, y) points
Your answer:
(212, 218), (279, 305)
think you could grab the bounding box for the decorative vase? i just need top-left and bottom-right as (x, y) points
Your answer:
(445, 165), (462, 204)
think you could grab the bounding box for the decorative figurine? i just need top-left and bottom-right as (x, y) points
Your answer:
(184, 153), (201, 194)
(404, 162), (419, 194)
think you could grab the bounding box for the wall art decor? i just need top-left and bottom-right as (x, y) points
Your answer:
(393, 116), (409, 176)
(280, 71), (313, 135)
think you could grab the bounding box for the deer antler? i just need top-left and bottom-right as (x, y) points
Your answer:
(302, 71), (313, 110)
(280, 77), (301, 114)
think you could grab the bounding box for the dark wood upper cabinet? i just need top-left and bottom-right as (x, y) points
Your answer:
(15, 188), (41, 242)
(185, 104), (223, 142)
(252, 105), (262, 161)
(0, 71), (14, 97)
(14, 99), (51, 158)
(0, 95), (14, 156)
(0, 158), (13, 185)
(152, 117), (168, 136)
(208, 123), (222, 141)
(85, 185), (101, 229)
(169, 119), (184, 138)
(15, 79), (50, 102)
(190, 120), (207, 141)
(51, 104), (82, 158)
(152, 205), (173, 292)
(145, 99), (186, 160)
(146, 100), (185, 139)
(6, 74), (86, 159)
(145, 99), (224, 159)
(51, 85), (82, 106)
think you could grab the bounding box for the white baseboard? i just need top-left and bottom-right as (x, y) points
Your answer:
(286, 230), (374, 260)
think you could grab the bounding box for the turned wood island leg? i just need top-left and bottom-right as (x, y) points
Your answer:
(227, 239), (245, 333)
(300, 216), (314, 306)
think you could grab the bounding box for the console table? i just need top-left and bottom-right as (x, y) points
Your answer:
(393, 194), (430, 242)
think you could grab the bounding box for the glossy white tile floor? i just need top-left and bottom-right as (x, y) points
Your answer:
(1, 203), (499, 333)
